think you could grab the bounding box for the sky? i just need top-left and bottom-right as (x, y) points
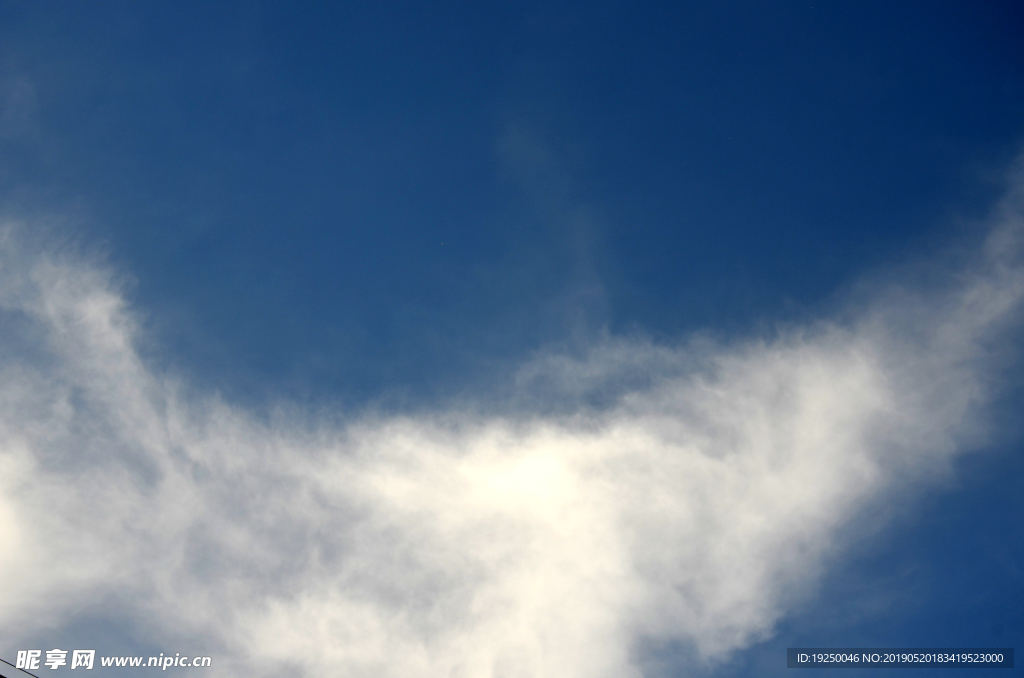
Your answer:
(0, 2), (1023, 677)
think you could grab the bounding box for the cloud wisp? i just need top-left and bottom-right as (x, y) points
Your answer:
(1, 179), (1023, 678)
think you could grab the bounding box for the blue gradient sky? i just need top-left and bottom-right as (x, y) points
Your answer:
(1, 2), (1023, 677)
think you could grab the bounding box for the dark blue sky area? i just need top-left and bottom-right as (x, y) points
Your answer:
(2, 0), (1022, 406)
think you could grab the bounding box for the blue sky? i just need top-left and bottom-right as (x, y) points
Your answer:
(0, 2), (1022, 677)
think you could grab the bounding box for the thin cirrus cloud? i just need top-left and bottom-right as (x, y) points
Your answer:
(0, 174), (1023, 677)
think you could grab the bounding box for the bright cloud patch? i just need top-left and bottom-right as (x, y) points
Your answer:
(0, 182), (1022, 677)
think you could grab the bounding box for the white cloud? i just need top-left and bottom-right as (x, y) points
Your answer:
(0, 177), (1022, 677)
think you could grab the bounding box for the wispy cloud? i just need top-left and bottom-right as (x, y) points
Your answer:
(0, 174), (1022, 677)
